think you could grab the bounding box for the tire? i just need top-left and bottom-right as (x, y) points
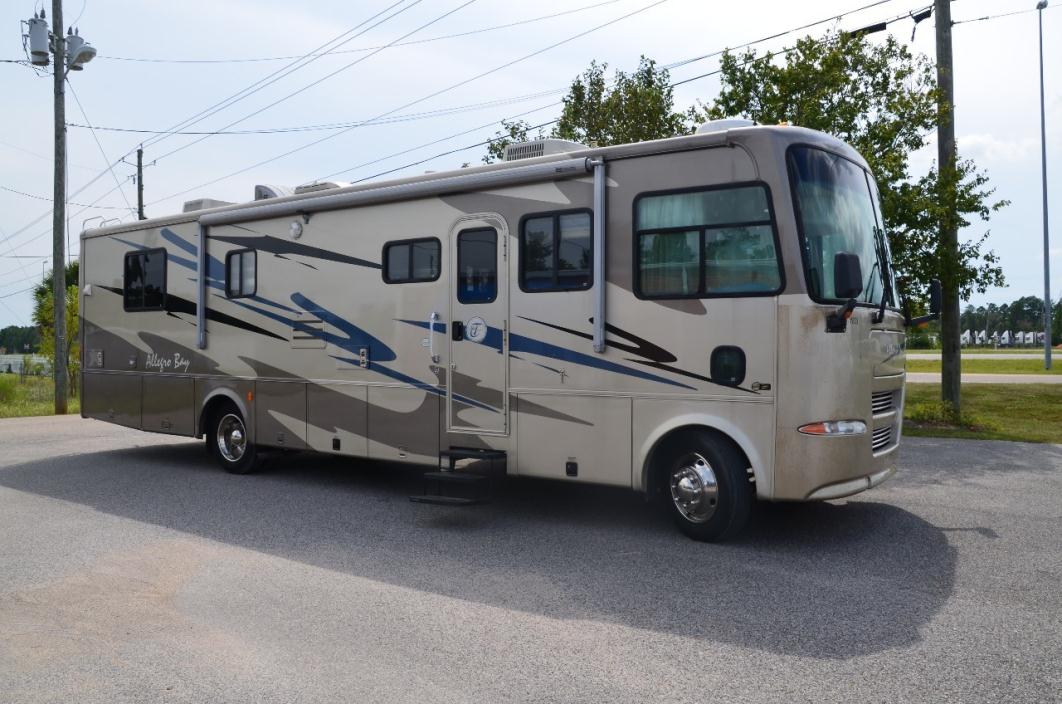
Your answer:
(207, 403), (260, 474)
(655, 430), (753, 542)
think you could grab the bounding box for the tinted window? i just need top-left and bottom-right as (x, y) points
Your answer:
(383, 238), (440, 283)
(520, 210), (592, 292)
(225, 249), (256, 298)
(635, 185), (781, 298)
(457, 228), (497, 304)
(123, 248), (167, 311)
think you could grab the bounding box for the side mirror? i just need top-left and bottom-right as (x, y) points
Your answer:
(906, 279), (944, 328)
(928, 279), (942, 315)
(833, 252), (863, 300)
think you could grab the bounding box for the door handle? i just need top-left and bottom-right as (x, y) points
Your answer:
(451, 321), (464, 341)
(428, 312), (440, 363)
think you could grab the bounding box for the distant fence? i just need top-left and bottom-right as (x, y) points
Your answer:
(0, 354), (50, 375)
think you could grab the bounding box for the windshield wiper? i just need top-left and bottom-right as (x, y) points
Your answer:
(871, 226), (893, 324)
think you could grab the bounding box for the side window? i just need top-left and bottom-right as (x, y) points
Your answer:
(123, 248), (167, 311)
(634, 184), (782, 299)
(457, 228), (497, 304)
(383, 238), (440, 283)
(225, 249), (256, 298)
(520, 210), (592, 292)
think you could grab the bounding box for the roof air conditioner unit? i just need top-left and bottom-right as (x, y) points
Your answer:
(182, 198), (235, 213)
(695, 118), (756, 134)
(294, 181), (351, 195)
(503, 139), (587, 162)
(254, 184), (294, 201)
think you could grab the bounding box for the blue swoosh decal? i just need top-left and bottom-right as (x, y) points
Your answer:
(396, 319), (694, 390)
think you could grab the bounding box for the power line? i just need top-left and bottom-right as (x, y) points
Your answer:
(0, 0), (925, 262)
(137, 0), (421, 153)
(0, 184), (127, 209)
(67, 82), (137, 214)
(66, 0), (902, 141)
(323, 0), (921, 180)
(0, 285), (36, 300)
(318, 101), (564, 182)
(953, 4), (1058, 24)
(149, 0), (672, 206)
(0, 0), (419, 253)
(97, 0), (625, 64)
(150, 0), (479, 165)
(64, 88), (568, 136)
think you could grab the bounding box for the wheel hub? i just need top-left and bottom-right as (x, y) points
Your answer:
(669, 453), (719, 524)
(216, 413), (247, 463)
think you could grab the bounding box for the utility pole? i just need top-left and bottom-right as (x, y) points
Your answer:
(136, 146), (145, 220)
(934, 0), (961, 415)
(51, 0), (67, 415)
(1037, 0), (1051, 368)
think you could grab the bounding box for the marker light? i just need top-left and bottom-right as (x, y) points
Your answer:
(798, 420), (867, 436)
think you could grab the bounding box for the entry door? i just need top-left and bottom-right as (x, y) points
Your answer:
(447, 216), (509, 434)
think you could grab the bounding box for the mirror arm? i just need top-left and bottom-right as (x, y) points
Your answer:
(827, 298), (858, 333)
(908, 312), (939, 327)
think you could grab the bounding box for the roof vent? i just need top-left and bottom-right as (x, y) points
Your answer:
(504, 138), (587, 162)
(695, 118), (756, 134)
(182, 198), (235, 213)
(254, 184), (294, 201)
(294, 181), (351, 195)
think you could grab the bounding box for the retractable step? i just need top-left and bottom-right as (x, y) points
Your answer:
(439, 447), (506, 472)
(409, 471), (492, 505)
(408, 448), (507, 506)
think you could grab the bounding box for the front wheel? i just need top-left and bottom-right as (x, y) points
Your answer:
(208, 404), (260, 474)
(656, 430), (752, 542)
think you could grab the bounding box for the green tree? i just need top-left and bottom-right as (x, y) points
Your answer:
(553, 57), (689, 147)
(482, 57), (688, 164)
(32, 262), (79, 398)
(1052, 298), (1062, 346)
(0, 325), (40, 354)
(698, 30), (1007, 409)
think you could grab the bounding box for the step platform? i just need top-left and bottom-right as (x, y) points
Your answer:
(409, 448), (507, 506)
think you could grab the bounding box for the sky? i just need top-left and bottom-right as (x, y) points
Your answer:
(0, 0), (1058, 328)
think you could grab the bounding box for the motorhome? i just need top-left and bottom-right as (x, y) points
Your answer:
(80, 122), (927, 541)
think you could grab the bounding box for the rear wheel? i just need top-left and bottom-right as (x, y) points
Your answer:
(656, 430), (752, 542)
(208, 403), (260, 474)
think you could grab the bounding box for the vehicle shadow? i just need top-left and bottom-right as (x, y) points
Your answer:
(0, 443), (956, 660)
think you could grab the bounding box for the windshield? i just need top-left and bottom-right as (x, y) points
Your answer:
(788, 146), (894, 306)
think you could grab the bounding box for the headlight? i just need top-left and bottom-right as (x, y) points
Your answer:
(798, 420), (867, 436)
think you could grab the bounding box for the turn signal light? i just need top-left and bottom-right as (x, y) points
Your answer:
(798, 420), (867, 436)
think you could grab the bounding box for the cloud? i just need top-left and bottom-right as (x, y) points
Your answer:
(958, 133), (1038, 163)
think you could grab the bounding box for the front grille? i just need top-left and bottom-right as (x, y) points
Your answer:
(871, 390), (895, 415)
(871, 426), (892, 452)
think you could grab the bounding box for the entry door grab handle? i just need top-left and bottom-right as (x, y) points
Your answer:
(428, 312), (440, 363)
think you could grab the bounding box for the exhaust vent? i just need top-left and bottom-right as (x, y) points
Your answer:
(504, 139), (587, 162)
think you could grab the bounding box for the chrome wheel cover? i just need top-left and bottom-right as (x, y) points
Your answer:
(669, 452), (719, 524)
(216, 413), (247, 463)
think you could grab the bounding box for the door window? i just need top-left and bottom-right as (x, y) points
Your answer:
(457, 228), (497, 304)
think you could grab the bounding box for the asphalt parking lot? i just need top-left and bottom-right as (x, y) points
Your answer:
(1, 416), (1060, 703)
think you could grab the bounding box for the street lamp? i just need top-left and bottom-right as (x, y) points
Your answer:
(1037, 0), (1052, 368)
(22, 3), (97, 413)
